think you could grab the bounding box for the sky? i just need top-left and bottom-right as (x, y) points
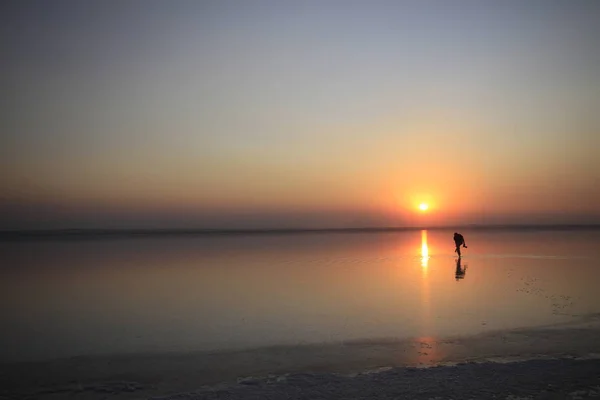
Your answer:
(1, 0), (600, 229)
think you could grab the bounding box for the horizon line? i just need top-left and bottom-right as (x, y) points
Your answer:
(2, 223), (600, 240)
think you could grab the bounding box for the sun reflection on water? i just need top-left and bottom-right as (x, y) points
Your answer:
(421, 230), (429, 268)
(419, 229), (431, 337)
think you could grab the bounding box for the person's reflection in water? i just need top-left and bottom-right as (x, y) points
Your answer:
(455, 257), (467, 281)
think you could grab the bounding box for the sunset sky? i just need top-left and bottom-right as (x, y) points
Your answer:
(2, 1), (599, 229)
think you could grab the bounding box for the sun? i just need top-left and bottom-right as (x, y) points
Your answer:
(419, 203), (429, 211)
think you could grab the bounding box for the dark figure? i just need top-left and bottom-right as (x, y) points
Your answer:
(453, 232), (467, 257)
(455, 257), (467, 281)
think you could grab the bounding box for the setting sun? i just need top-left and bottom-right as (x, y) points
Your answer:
(419, 203), (429, 211)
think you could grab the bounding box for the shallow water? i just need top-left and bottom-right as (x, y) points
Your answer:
(1, 229), (600, 362)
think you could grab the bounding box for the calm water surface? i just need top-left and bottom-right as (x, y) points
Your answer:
(2, 229), (600, 362)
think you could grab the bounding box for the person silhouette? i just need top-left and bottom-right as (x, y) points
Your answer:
(453, 232), (467, 257)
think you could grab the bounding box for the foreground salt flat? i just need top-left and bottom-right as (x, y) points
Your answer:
(154, 358), (600, 400)
(2, 315), (600, 400)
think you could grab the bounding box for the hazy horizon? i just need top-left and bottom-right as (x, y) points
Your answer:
(2, 1), (600, 230)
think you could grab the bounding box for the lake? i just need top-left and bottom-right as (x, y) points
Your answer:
(2, 228), (600, 363)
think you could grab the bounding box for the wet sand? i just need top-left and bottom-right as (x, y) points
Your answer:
(3, 315), (600, 400)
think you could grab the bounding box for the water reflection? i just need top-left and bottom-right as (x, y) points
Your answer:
(421, 230), (429, 268)
(3, 230), (600, 362)
(455, 257), (467, 281)
(413, 336), (445, 366)
(419, 230), (431, 336)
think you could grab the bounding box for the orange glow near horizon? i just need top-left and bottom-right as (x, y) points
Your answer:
(402, 191), (439, 216)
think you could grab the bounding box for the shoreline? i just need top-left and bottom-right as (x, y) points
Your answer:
(3, 318), (600, 399)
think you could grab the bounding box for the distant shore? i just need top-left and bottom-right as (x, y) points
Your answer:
(2, 223), (600, 241)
